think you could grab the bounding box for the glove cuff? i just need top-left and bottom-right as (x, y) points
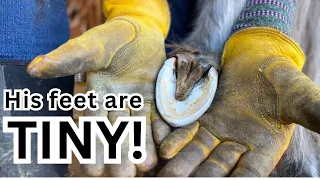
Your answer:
(222, 27), (305, 70)
(103, 0), (170, 38)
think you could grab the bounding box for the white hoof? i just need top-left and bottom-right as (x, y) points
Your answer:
(156, 58), (218, 127)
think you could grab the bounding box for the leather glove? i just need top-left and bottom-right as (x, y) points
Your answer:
(158, 27), (320, 177)
(27, 0), (171, 177)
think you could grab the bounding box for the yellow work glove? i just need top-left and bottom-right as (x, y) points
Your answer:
(27, 0), (171, 177)
(157, 27), (320, 177)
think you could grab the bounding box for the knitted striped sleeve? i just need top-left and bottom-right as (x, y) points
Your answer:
(233, 0), (297, 36)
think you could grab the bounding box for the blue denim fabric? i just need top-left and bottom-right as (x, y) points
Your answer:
(0, 1), (69, 61)
(0, 0), (196, 60)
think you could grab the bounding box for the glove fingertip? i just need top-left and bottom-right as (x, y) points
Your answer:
(27, 55), (46, 78)
(152, 118), (171, 146)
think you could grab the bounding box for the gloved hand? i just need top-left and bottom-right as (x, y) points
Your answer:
(27, 0), (171, 177)
(158, 27), (320, 177)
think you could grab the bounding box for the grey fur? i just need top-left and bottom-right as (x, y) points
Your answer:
(184, 0), (246, 54)
(294, 0), (320, 86)
(271, 125), (320, 177)
(182, 0), (320, 177)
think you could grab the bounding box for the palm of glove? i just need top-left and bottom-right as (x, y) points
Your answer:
(27, 17), (168, 177)
(158, 28), (320, 177)
(159, 56), (294, 177)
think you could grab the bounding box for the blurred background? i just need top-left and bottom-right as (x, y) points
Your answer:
(67, 0), (105, 38)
